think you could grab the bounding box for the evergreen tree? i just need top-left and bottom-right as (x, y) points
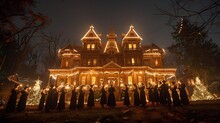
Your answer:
(168, 18), (220, 82)
(191, 77), (215, 101)
(27, 79), (42, 105)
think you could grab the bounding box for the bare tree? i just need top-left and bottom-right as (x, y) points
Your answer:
(156, 0), (220, 30)
(40, 33), (70, 70)
(0, 0), (48, 77)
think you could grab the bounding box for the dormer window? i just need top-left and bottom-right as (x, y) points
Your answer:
(87, 44), (91, 50)
(129, 44), (132, 50)
(128, 43), (137, 50)
(133, 44), (136, 50)
(91, 44), (95, 50)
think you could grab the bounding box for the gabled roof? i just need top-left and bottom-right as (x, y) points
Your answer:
(104, 40), (119, 53)
(122, 25), (142, 41)
(149, 43), (162, 50)
(81, 25), (101, 41)
(103, 61), (121, 68)
(62, 44), (74, 50)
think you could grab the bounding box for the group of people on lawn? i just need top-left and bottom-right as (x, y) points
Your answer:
(4, 80), (189, 113)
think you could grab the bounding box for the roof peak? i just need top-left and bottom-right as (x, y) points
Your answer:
(122, 25), (142, 41)
(81, 25), (101, 41)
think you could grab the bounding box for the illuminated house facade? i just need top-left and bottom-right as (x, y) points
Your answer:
(48, 25), (176, 88)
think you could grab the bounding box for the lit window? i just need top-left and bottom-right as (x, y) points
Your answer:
(91, 44), (95, 50)
(82, 76), (86, 85)
(93, 59), (97, 65)
(88, 59), (91, 65)
(128, 44), (132, 50)
(155, 59), (158, 66)
(131, 58), (135, 65)
(92, 76), (96, 85)
(87, 44), (91, 50)
(128, 76), (132, 85)
(65, 61), (69, 67)
(133, 44), (136, 50)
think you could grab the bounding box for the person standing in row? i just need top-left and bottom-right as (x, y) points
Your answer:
(58, 87), (67, 111)
(160, 81), (172, 107)
(179, 83), (190, 105)
(100, 86), (107, 108)
(16, 87), (29, 112)
(152, 84), (160, 106)
(139, 83), (146, 107)
(107, 84), (116, 108)
(45, 85), (53, 112)
(133, 84), (140, 106)
(78, 85), (85, 109)
(170, 81), (181, 106)
(123, 85), (130, 107)
(69, 87), (77, 110)
(38, 88), (47, 111)
(147, 83), (154, 105)
(51, 86), (58, 110)
(158, 81), (164, 105)
(4, 85), (19, 113)
(87, 85), (95, 108)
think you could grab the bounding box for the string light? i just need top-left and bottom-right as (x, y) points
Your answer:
(122, 25), (143, 41)
(27, 79), (42, 105)
(191, 77), (215, 101)
(81, 25), (101, 41)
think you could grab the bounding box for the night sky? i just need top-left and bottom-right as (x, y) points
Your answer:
(35, 0), (220, 48)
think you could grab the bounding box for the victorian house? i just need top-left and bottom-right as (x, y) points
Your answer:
(48, 25), (176, 87)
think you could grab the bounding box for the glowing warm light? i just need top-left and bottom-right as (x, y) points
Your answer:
(81, 25), (101, 41)
(191, 77), (215, 101)
(104, 84), (108, 89)
(131, 58), (135, 65)
(46, 88), (49, 91)
(138, 82), (141, 87)
(155, 59), (158, 66)
(178, 18), (184, 34)
(65, 85), (70, 90)
(120, 83), (124, 87)
(103, 40), (119, 53)
(122, 25), (143, 41)
(20, 84), (22, 87)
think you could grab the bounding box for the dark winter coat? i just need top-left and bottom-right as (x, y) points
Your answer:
(58, 89), (66, 111)
(78, 87), (84, 109)
(87, 88), (95, 107)
(38, 92), (46, 111)
(160, 83), (172, 106)
(16, 90), (28, 112)
(100, 87), (107, 105)
(5, 87), (19, 113)
(179, 84), (190, 105)
(52, 88), (58, 109)
(123, 86), (130, 106)
(153, 85), (160, 102)
(148, 86), (154, 102)
(69, 89), (77, 109)
(133, 86), (140, 106)
(107, 86), (116, 107)
(171, 85), (181, 106)
(139, 85), (146, 106)
(45, 88), (53, 111)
